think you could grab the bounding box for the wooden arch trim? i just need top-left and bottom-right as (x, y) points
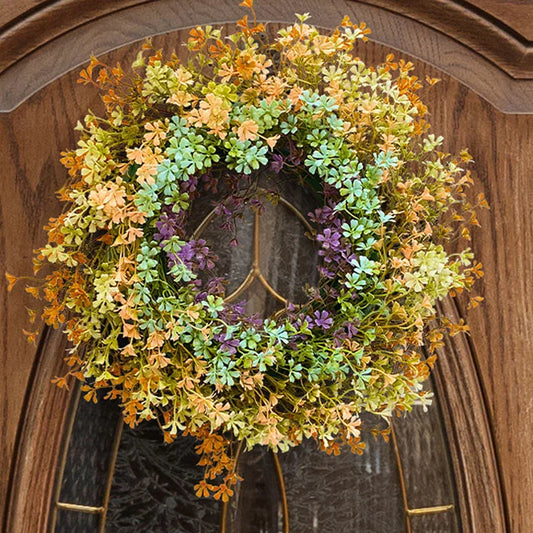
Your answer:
(1, 0), (531, 79)
(433, 298), (508, 532)
(1, 0), (533, 113)
(5, 328), (75, 533)
(357, 0), (533, 80)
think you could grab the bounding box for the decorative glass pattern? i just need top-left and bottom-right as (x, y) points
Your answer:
(191, 171), (319, 317)
(279, 435), (405, 532)
(105, 421), (222, 532)
(58, 389), (121, 507)
(55, 510), (100, 532)
(410, 512), (458, 533)
(394, 383), (459, 512)
(224, 448), (286, 533)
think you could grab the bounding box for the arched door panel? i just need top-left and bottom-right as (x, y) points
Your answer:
(3, 4), (527, 531)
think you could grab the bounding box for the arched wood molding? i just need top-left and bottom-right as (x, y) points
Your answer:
(433, 298), (508, 532)
(2, 0), (531, 79)
(5, 328), (75, 533)
(357, 0), (533, 79)
(1, 0), (533, 113)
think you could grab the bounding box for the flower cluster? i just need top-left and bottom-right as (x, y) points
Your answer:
(9, 1), (486, 500)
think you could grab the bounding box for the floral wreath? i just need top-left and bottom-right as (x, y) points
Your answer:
(8, 1), (487, 501)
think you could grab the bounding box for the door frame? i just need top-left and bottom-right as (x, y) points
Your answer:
(2, 2), (515, 531)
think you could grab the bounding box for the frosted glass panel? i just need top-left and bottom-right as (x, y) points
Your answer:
(280, 437), (405, 533)
(394, 378), (459, 511)
(224, 448), (285, 533)
(55, 510), (100, 532)
(410, 512), (459, 533)
(59, 391), (121, 506)
(105, 421), (222, 532)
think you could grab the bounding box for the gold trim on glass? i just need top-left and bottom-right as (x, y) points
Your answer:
(50, 384), (124, 532)
(194, 187), (314, 309)
(55, 502), (104, 514)
(407, 505), (455, 516)
(271, 451), (290, 533)
(391, 421), (456, 529)
(99, 420), (124, 532)
(220, 440), (244, 532)
(390, 421), (413, 533)
(49, 384), (82, 531)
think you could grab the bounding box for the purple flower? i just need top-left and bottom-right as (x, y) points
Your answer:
(306, 310), (333, 330)
(317, 228), (342, 251)
(322, 285), (339, 299)
(214, 203), (233, 218)
(287, 139), (304, 166)
(270, 154), (285, 174)
(195, 290), (208, 303)
(313, 310), (333, 330)
(219, 301), (246, 324)
(155, 211), (180, 242)
(318, 266), (335, 279)
(308, 206), (333, 225)
(247, 314), (264, 328)
(181, 175), (198, 193)
(200, 171), (218, 194)
(249, 198), (265, 213)
(333, 327), (347, 347)
(175, 242), (195, 262)
(206, 277), (227, 296)
(345, 320), (359, 338)
(176, 239), (217, 270)
(168, 239), (217, 273)
(214, 332), (240, 355)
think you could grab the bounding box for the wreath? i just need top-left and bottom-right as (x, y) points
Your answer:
(8, 2), (486, 501)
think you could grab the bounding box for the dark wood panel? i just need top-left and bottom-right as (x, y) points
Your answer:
(0, 18), (531, 533)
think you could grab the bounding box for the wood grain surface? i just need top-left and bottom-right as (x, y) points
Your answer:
(466, 0), (533, 42)
(358, 0), (533, 78)
(0, 8), (532, 533)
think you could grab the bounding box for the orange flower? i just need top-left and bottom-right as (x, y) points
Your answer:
(5, 273), (18, 292)
(236, 120), (259, 141)
(147, 330), (165, 349)
(213, 483), (234, 502)
(188, 27), (206, 51)
(194, 480), (212, 498)
(123, 321), (141, 339)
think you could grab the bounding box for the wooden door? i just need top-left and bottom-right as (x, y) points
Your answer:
(1, 1), (531, 531)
